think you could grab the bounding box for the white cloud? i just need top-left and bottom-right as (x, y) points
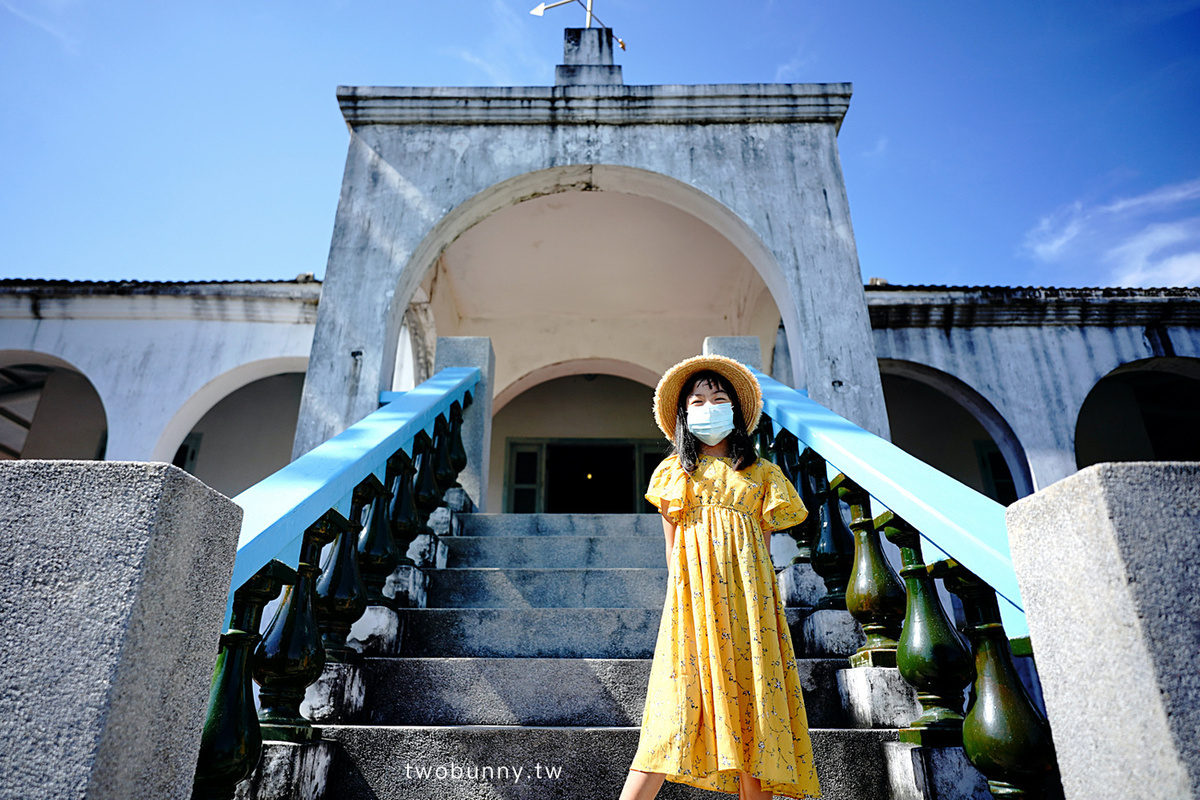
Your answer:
(862, 135), (888, 159)
(1107, 217), (1200, 287)
(1, 0), (82, 52)
(1022, 178), (1200, 287)
(1102, 177), (1200, 215)
(1024, 202), (1086, 261)
(774, 50), (816, 83)
(445, 0), (555, 86)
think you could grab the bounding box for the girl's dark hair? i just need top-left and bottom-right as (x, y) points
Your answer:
(671, 370), (757, 474)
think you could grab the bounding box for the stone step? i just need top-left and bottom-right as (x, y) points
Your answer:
(324, 657), (846, 728)
(445, 535), (664, 568)
(318, 724), (896, 800)
(400, 607), (817, 659)
(457, 514), (663, 538)
(400, 608), (662, 658)
(426, 567), (668, 608)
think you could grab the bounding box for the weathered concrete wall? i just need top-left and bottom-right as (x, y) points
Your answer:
(873, 322), (1200, 491)
(1007, 463), (1200, 799)
(0, 461), (241, 800)
(295, 81), (890, 457)
(0, 283), (317, 463)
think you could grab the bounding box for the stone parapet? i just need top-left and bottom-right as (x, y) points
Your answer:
(1007, 462), (1200, 799)
(0, 461), (240, 800)
(337, 83), (852, 128)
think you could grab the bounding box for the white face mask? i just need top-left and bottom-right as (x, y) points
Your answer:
(686, 403), (735, 446)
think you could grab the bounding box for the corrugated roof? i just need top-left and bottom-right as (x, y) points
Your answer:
(864, 284), (1200, 297)
(0, 277), (322, 299)
(0, 277), (320, 288)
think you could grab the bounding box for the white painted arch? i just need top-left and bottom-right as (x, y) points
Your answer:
(0, 348), (109, 460)
(493, 358), (661, 414)
(153, 356), (309, 463)
(385, 164), (799, 397)
(879, 358), (1035, 499)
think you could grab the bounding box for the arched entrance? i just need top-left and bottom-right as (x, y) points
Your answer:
(392, 168), (795, 513)
(391, 166), (789, 402)
(488, 367), (664, 514)
(0, 351), (107, 461)
(878, 360), (1032, 504)
(1075, 357), (1200, 468)
(298, 81), (889, 457)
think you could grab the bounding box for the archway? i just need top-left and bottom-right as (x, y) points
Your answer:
(389, 165), (795, 400)
(154, 356), (308, 470)
(1075, 356), (1200, 468)
(172, 373), (307, 498)
(0, 350), (107, 461)
(488, 365), (663, 513)
(878, 359), (1033, 504)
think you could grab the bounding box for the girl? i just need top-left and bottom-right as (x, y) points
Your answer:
(619, 355), (821, 800)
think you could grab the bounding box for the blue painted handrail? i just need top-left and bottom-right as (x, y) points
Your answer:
(753, 368), (1027, 637)
(226, 366), (480, 623)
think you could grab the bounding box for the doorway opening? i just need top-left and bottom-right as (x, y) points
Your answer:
(507, 438), (666, 513)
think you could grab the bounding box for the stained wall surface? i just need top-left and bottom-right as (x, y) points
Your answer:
(869, 287), (1200, 492)
(0, 282), (317, 466)
(296, 80), (891, 458)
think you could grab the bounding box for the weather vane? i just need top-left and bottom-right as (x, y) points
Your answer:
(530, 0), (626, 50)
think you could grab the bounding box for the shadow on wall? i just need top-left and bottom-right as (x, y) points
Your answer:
(0, 356), (107, 461)
(1075, 356), (1200, 469)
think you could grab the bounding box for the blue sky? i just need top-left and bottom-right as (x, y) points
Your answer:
(1, 0), (1197, 287)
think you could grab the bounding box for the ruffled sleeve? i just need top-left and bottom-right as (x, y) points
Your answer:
(760, 461), (808, 532)
(645, 456), (688, 522)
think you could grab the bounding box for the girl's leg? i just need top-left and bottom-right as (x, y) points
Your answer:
(737, 771), (773, 800)
(618, 769), (666, 800)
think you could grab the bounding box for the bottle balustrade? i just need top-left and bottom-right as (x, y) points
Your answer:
(191, 367), (477, 799)
(192, 363), (1061, 799)
(751, 369), (1062, 798)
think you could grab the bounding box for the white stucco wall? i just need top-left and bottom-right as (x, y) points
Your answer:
(0, 283), (317, 464)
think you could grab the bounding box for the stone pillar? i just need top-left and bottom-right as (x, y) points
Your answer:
(702, 335), (763, 370)
(1006, 463), (1200, 799)
(0, 461), (241, 800)
(433, 336), (495, 512)
(556, 27), (623, 86)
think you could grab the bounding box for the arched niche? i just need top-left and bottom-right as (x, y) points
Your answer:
(878, 359), (1033, 503)
(0, 350), (108, 461)
(154, 356), (309, 472)
(387, 165), (796, 400)
(487, 362), (665, 514)
(1075, 356), (1200, 469)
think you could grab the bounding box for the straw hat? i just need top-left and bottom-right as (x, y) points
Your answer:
(653, 354), (763, 442)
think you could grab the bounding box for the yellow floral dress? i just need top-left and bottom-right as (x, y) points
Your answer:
(631, 454), (821, 799)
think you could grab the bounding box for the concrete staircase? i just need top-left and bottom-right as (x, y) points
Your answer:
(249, 513), (904, 799)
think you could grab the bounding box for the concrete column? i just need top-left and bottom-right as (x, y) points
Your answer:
(702, 335), (763, 370)
(1006, 463), (1200, 799)
(0, 461), (241, 800)
(556, 28), (623, 86)
(434, 337), (495, 511)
